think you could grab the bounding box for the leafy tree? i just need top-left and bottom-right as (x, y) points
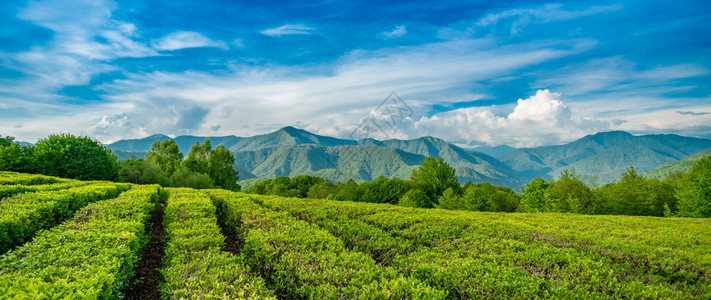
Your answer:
(439, 187), (465, 210)
(173, 165), (215, 189)
(32, 134), (118, 180)
(117, 157), (172, 186)
(411, 156), (459, 203)
(372, 177), (406, 204)
(208, 145), (240, 191)
(337, 179), (360, 202)
(551, 169), (595, 214)
(399, 189), (433, 208)
(0, 136), (32, 173)
(146, 139), (183, 175)
(184, 140), (211, 174)
(307, 181), (337, 199)
(676, 156), (711, 217)
(520, 177), (553, 213)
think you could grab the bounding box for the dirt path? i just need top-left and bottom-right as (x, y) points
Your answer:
(125, 204), (165, 300)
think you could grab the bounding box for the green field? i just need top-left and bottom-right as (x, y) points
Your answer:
(0, 171), (709, 299)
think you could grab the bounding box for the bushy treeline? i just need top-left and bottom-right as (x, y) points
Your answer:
(519, 156), (711, 217)
(245, 156), (522, 212)
(0, 134), (240, 191)
(0, 134), (117, 180)
(118, 139), (240, 191)
(246, 154), (711, 218)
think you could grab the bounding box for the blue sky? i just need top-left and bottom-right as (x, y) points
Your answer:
(0, 0), (709, 147)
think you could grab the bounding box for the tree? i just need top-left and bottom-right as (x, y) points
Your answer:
(32, 134), (118, 180)
(411, 156), (459, 203)
(0, 136), (32, 172)
(117, 157), (172, 186)
(520, 177), (553, 213)
(208, 145), (240, 191)
(551, 169), (595, 214)
(307, 181), (337, 199)
(399, 189), (433, 208)
(146, 139), (183, 175)
(439, 187), (465, 210)
(184, 140), (211, 174)
(676, 156), (711, 217)
(173, 165), (215, 189)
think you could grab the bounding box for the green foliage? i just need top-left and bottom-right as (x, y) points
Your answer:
(245, 175), (324, 198)
(411, 156), (459, 202)
(0, 137), (33, 173)
(438, 187), (465, 210)
(519, 177), (553, 213)
(180, 140), (240, 191)
(676, 156), (711, 217)
(208, 145), (240, 191)
(210, 191), (444, 298)
(0, 185), (162, 299)
(550, 169), (595, 214)
(591, 167), (677, 217)
(160, 188), (274, 299)
(259, 196), (711, 298)
(32, 134), (118, 181)
(307, 180), (337, 199)
(145, 139), (183, 175)
(0, 182), (129, 254)
(117, 158), (172, 186)
(399, 189), (433, 208)
(173, 165), (215, 189)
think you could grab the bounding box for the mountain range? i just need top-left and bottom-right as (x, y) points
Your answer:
(106, 127), (711, 189)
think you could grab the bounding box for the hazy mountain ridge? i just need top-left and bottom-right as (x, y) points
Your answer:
(645, 148), (711, 179)
(106, 128), (711, 188)
(498, 131), (711, 184)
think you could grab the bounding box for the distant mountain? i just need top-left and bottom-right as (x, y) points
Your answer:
(107, 127), (525, 189)
(498, 131), (711, 184)
(645, 148), (711, 179)
(226, 126), (356, 152)
(106, 128), (711, 189)
(107, 134), (172, 152)
(468, 145), (516, 157)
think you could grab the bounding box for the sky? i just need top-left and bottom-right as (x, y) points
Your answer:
(0, 0), (710, 148)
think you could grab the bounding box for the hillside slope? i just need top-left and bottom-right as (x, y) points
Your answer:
(645, 148), (711, 179)
(498, 131), (711, 183)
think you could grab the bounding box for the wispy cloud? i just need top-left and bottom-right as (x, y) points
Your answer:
(152, 31), (228, 51)
(383, 25), (407, 38)
(260, 24), (315, 37)
(677, 111), (709, 116)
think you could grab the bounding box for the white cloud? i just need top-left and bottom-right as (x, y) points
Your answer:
(383, 25), (407, 38)
(152, 31), (228, 51)
(260, 24), (315, 36)
(411, 90), (609, 147)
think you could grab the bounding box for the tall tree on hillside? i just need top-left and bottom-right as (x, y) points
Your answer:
(32, 134), (118, 180)
(145, 139), (183, 175)
(520, 177), (553, 213)
(184, 140), (211, 174)
(411, 156), (459, 203)
(208, 145), (240, 191)
(676, 156), (711, 217)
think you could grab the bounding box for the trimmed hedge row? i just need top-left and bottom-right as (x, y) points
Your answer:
(263, 196), (709, 298)
(161, 188), (274, 299)
(0, 180), (89, 200)
(0, 182), (131, 254)
(208, 190), (445, 299)
(0, 185), (163, 299)
(0, 171), (67, 186)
